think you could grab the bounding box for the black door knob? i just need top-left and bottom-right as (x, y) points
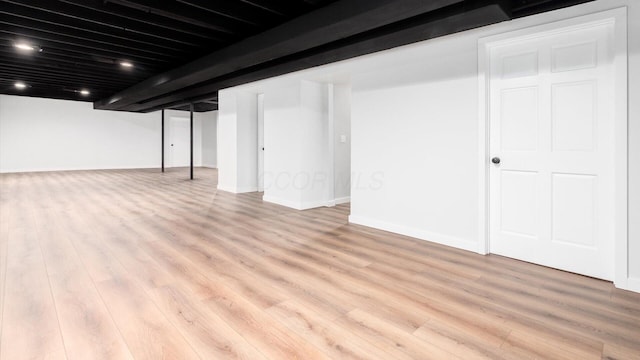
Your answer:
(491, 157), (501, 164)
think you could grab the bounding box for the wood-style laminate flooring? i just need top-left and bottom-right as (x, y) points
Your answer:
(0, 168), (639, 359)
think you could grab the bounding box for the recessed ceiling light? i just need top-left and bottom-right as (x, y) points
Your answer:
(14, 82), (27, 89)
(120, 61), (133, 68)
(14, 43), (36, 51)
(80, 89), (90, 96)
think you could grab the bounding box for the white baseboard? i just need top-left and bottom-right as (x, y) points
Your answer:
(334, 196), (351, 205)
(263, 195), (304, 210)
(216, 185), (233, 193)
(165, 164), (204, 169)
(0, 164), (159, 174)
(624, 277), (640, 293)
(348, 214), (478, 253)
(263, 195), (339, 210)
(236, 186), (258, 193)
(320, 196), (350, 208)
(217, 185), (257, 194)
(302, 199), (334, 209)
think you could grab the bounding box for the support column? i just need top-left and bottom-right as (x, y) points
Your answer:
(161, 109), (165, 173)
(190, 103), (194, 180)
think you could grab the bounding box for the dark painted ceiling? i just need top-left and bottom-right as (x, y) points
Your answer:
(0, 0), (592, 112)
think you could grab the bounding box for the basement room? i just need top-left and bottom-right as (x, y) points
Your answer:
(0, 0), (639, 359)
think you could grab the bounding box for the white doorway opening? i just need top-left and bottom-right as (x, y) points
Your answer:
(257, 93), (265, 192)
(169, 117), (190, 167)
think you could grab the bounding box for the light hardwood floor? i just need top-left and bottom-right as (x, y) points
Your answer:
(0, 168), (639, 359)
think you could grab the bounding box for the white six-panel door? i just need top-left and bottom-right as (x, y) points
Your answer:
(489, 22), (615, 280)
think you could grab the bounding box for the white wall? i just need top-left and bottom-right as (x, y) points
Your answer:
(0, 95), (161, 173)
(216, 90), (258, 193)
(237, 92), (258, 192)
(0, 95), (213, 173)
(333, 84), (352, 203)
(299, 80), (331, 208)
(263, 83), (303, 206)
(349, 40), (481, 252)
(217, 91), (238, 191)
(200, 111), (218, 168)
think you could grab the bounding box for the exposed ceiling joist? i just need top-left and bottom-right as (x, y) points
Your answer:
(236, 0), (292, 17)
(130, 3), (511, 113)
(2, 0), (334, 107)
(103, 0), (250, 35)
(4, 0), (206, 47)
(60, 0), (230, 41)
(1, 9), (194, 55)
(511, 0), (593, 18)
(175, 0), (275, 27)
(95, 0), (463, 111)
(1, 0), (595, 111)
(0, 25), (176, 62)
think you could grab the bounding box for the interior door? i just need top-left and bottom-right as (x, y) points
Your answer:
(488, 22), (615, 280)
(170, 117), (190, 167)
(257, 94), (265, 192)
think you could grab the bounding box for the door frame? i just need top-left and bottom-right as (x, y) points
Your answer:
(477, 8), (629, 289)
